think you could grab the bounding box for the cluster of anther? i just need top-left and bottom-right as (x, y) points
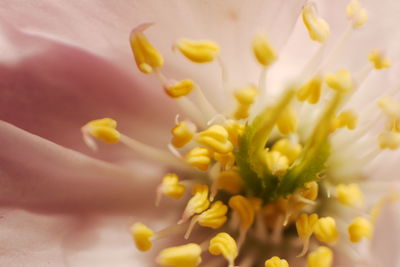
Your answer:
(81, 0), (399, 266)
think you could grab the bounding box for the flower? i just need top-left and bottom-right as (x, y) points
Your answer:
(1, 0), (400, 267)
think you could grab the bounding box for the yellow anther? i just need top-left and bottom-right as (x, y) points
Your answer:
(130, 24), (164, 74)
(159, 174), (186, 200)
(233, 85), (259, 120)
(185, 147), (211, 171)
(228, 195), (256, 229)
(216, 170), (243, 194)
(264, 256), (289, 267)
(276, 105), (297, 135)
(209, 232), (238, 267)
(265, 151), (289, 176)
(130, 223), (154, 252)
(307, 246), (333, 267)
(302, 3), (330, 43)
(296, 213), (319, 256)
(272, 138), (302, 164)
(182, 184), (210, 222)
(331, 110), (358, 132)
(252, 33), (277, 67)
(196, 125), (233, 154)
(214, 152), (235, 170)
(299, 181), (319, 201)
(165, 79), (195, 98)
(348, 217), (373, 243)
(198, 201), (228, 229)
(314, 217), (339, 244)
(224, 121), (245, 146)
(377, 97), (400, 119)
(368, 50), (391, 69)
(157, 243), (202, 267)
(83, 118), (120, 144)
(378, 132), (400, 150)
(176, 39), (220, 63)
(346, 0), (368, 28)
(325, 69), (354, 93)
(171, 121), (196, 148)
(335, 183), (364, 207)
(297, 76), (322, 104)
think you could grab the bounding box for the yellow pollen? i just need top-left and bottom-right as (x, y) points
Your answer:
(171, 121), (196, 148)
(302, 3), (330, 43)
(335, 183), (364, 207)
(228, 195), (256, 229)
(197, 201), (228, 229)
(299, 181), (319, 202)
(209, 232), (238, 267)
(252, 33), (277, 67)
(157, 243), (202, 267)
(276, 105), (297, 135)
(271, 138), (303, 165)
(325, 69), (354, 93)
(314, 217), (339, 244)
(176, 39), (220, 63)
(307, 246), (333, 267)
(224, 121), (245, 147)
(214, 152), (235, 170)
(196, 125), (233, 154)
(159, 174), (186, 200)
(185, 147), (211, 171)
(130, 24), (164, 74)
(182, 184), (210, 222)
(165, 79), (195, 98)
(233, 85), (259, 120)
(130, 222), (154, 252)
(378, 132), (400, 150)
(368, 50), (391, 69)
(348, 217), (373, 243)
(334, 110), (358, 130)
(83, 118), (120, 144)
(264, 256), (289, 267)
(297, 76), (322, 104)
(265, 151), (289, 176)
(346, 0), (368, 28)
(296, 213), (319, 256)
(216, 170), (243, 194)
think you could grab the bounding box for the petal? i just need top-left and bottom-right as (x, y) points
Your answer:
(0, 121), (164, 213)
(0, 26), (178, 154)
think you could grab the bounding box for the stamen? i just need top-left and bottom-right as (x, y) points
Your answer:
(224, 121), (245, 147)
(347, 217), (373, 243)
(214, 170), (243, 196)
(325, 69), (354, 93)
(175, 39), (220, 63)
(271, 138), (303, 165)
(196, 125), (233, 154)
(307, 246), (333, 267)
(314, 217), (339, 244)
(180, 184), (210, 223)
(264, 256), (289, 267)
(156, 174), (186, 206)
(233, 85), (259, 120)
(335, 183), (364, 207)
(368, 50), (391, 69)
(295, 213), (318, 257)
(157, 243), (202, 267)
(378, 132), (400, 150)
(302, 2), (330, 43)
(82, 118), (120, 150)
(265, 151), (289, 176)
(209, 232), (238, 267)
(185, 147), (212, 171)
(252, 33), (277, 67)
(130, 222), (154, 251)
(346, 0), (368, 28)
(130, 23), (164, 74)
(276, 105), (298, 136)
(297, 76), (322, 104)
(214, 152), (235, 170)
(165, 79), (195, 98)
(171, 121), (196, 148)
(331, 110), (358, 132)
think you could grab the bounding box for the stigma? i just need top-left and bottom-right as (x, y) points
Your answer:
(81, 1), (400, 266)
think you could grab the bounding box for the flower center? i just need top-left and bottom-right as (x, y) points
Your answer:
(81, 1), (400, 266)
